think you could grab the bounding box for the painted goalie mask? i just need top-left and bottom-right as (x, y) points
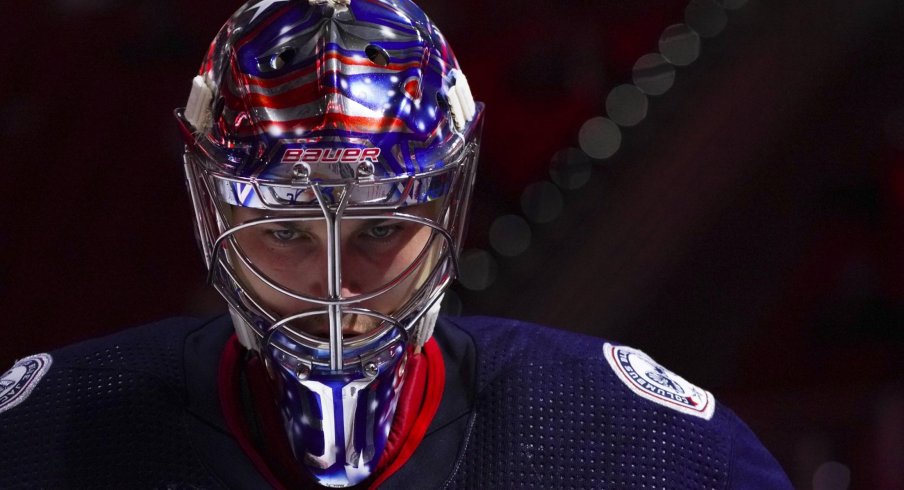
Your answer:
(175, 0), (482, 486)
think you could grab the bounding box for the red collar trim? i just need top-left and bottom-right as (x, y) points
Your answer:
(369, 339), (446, 489)
(217, 336), (288, 490)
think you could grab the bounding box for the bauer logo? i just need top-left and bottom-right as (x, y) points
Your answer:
(0, 353), (52, 415)
(281, 147), (381, 164)
(603, 343), (715, 420)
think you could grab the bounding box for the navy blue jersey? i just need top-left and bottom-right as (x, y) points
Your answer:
(0, 315), (791, 488)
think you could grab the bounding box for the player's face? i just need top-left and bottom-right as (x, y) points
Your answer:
(229, 203), (442, 338)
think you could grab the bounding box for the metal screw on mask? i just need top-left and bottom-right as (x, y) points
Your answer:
(295, 364), (311, 381)
(356, 161), (375, 180)
(364, 362), (379, 377)
(293, 163), (311, 183)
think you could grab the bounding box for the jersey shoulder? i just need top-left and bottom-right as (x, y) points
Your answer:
(0, 316), (233, 488)
(49, 316), (220, 378)
(440, 315), (792, 489)
(443, 315), (715, 418)
(1, 316), (219, 415)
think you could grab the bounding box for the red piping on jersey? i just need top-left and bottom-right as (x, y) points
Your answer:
(376, 351), (427, 473)
(218, 336), (288, 490)
(369, 339), (446, 489)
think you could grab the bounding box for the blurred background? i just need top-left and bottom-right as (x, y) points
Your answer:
(2, 0), (903, 488)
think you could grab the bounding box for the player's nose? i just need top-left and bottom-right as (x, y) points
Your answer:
(305, 272), (364, 299)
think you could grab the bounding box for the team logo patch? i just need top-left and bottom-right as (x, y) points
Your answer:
(0, 353), (52, 415)
(603, 343), (714, 420)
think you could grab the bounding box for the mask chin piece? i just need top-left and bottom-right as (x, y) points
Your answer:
(264, 335), (408, 488)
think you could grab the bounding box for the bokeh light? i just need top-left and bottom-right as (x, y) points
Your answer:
(659, 24), (701, 66)
(457, 249), (498, 291)
(521, 181), (564, 223)
(489, 214), (532, 257)
(633, 53), (676, 96)
(812, 461), (851, 490)
(549, 147), (592, 189)
(578, 116), (622, 159)
(685, 0), (728, 38)
(606, 84), (649, 127)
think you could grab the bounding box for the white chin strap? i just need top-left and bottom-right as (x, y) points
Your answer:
(410, 292), (443, 351)
(229, 307), (260, 352)
(228, 293), (445, 354)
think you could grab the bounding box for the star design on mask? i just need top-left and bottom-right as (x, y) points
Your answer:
(242, 0), (290, 23)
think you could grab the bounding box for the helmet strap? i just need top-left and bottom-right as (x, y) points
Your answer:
(411, 292), (443, 353)
(229, 306), (260, 352)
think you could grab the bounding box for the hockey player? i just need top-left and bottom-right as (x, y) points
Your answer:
(0, 0), (793, 488)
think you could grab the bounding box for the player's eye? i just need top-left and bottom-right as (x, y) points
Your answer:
(268, 226), (305, 242)
(362, 222), (403, 240)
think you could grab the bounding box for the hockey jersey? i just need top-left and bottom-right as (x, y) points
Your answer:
(0, 315), (792, 488)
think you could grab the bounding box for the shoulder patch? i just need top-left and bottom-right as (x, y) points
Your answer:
(603, 343), (714, 420)
(0, 353), (53, 415)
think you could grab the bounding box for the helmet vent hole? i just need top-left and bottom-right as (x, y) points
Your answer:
(257, 47), (296, 73)
(271, 47), (295, 70)
(365, 44), (390, 66)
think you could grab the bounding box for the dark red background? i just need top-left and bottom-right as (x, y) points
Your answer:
(3, 1), (903, 488)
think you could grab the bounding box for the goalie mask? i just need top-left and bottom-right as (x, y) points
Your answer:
(175, 0), (483, 486)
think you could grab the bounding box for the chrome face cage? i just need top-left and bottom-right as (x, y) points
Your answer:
(183, 139), (480, 373)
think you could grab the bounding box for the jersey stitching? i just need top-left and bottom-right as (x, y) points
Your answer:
(440, 411), (477, 490)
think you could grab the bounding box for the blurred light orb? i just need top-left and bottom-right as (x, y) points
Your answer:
(457, 249), (498, 291)
(521, 181), (564, 224)
(489, 214), (532, 257)
(633, 53), (676, 96)
(685, 0), (727, 38)
(719, 0), (749, 10)
(606, 84), (649, 127)
(549, 147), (592, 189)
(659, 24), (701, 66)
(812, 461), (851, 490)
(440, 289), (463, 316)
(579, 116), (622, 159)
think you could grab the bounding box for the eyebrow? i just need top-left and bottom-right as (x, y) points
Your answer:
(349, 217), (401, 230)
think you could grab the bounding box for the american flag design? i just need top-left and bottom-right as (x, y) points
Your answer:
(194, 0), (473, 183)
